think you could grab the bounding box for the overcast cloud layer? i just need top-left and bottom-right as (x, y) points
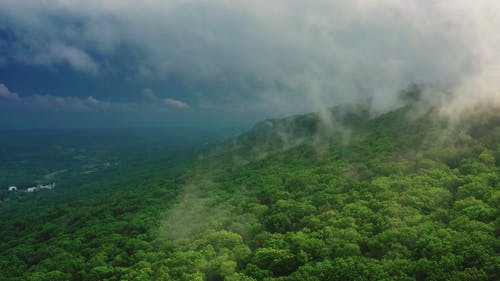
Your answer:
(0, 0), (499, 128)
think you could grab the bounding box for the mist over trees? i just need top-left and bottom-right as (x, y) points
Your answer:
(0, 100), (498, 280)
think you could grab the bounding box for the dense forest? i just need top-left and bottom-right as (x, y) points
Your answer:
(0, 101), (499, 280)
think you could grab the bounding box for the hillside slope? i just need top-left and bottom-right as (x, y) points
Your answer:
(1, 104), (499, 281)
(153, 104), (499, 281)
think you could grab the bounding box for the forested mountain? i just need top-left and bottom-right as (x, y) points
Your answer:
(1, 102), (499, 280)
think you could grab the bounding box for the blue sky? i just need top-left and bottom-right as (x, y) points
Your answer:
(0, 1), (498, 128)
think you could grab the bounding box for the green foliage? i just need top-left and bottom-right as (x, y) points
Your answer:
(1, 106), (499, 280)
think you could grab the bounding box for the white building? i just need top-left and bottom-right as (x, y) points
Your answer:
(8, 186), (17, 191)
(25, 182), (56, 192)
(40, 183), (56, 189)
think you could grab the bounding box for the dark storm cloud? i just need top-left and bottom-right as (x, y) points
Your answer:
(0, 0), (498, 126)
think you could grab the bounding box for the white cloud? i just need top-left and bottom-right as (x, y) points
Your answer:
(0, 83), (107, 111)
(164, 98), (190, 109)
(141, 88), (190, 109)
(28, 94), (108, 111)
(0, 83), (20, 101)
(0, 83), (192, 115)
(30, 44), (99, 75)
(141, 88), (158, 100)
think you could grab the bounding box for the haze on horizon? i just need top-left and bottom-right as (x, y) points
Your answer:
(0, 0), (499, 129)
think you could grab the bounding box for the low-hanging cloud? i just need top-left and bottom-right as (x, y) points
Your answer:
(141, 88), (157, 101)
(0, 83), (20, 101)
(29, 94), (107, 111)
(0, 0), (499, 119)
(141, 88), (190, 109)
(164, 98), (190, 109)
(0, 82), (193, 117)
(0, 82), (111, 112)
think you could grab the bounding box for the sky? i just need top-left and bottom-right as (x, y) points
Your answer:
(0, 0), (499, 128)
